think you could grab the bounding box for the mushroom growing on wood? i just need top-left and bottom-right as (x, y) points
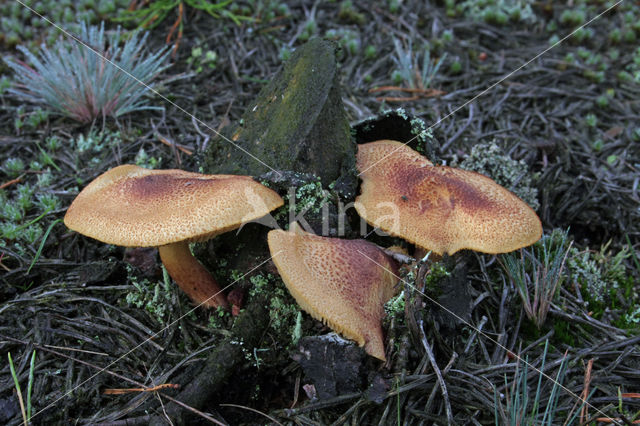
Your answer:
(355, 140), (542, 255)
(64, 165), (284, 309)
(267, 223), (399, 360)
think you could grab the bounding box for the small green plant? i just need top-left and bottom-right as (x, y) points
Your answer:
(2, 157), (25, 178)
(187, 46), (218, 73)
(298, 19), (318, 42)
(7, 350), (37, 425)
(388, 0), (400, 14)
(459, 0), (537, 25)
(134, 147), (162, 169)
(363, 45), (377, 60)
(0, 1), (131, 48)
(584, 113), (598, 128)
(391, 39), (447, 89)
(559, 9), (586, 26)
(609, 28), (622, 44)
(70, 129), (123, 169)
(501, 230), (571, 329)
(5, 22), (170, 123)
(449, 59), (462, 74)
(337, 1), (365, 25)
(325, 28), (361, 57)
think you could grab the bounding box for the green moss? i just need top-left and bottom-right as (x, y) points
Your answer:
(207, 307), (232, 329)
(455, 142), (539, 210)
(424, 262), (451, 291)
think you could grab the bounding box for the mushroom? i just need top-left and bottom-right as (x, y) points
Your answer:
(355, 140), (542, 255)
(267, 223), (399, 360)
(64, 165), (284, 309)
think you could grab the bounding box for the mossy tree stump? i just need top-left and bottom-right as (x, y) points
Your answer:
(201, 38), (355, 185)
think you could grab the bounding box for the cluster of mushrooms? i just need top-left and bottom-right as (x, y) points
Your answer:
(65, 140), (542, 361)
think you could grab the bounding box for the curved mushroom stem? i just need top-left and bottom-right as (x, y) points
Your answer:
(158, 241), (229, 309)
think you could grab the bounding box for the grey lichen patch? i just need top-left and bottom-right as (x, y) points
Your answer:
(409, 116), (435, 155)
(454, 141), (540, 210)
(567, 241), (632, 304)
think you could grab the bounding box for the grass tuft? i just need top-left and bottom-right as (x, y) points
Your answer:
(501, 230), (571, 329)
(495, 341), (588, 425)
(4, 21), (170, 123)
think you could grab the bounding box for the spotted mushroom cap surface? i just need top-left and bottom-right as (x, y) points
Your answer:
(355, 140), (542, 255)
(267, 223), (399, 361)
(64, 165), (284, 247)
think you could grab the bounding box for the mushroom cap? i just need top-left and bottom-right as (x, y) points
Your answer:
(267, 223), (398, 360)
(355, 140), (542, 255)
(64, 165), (284, 247)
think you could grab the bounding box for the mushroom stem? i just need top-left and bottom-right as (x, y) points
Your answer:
(158, 241), (229, 309)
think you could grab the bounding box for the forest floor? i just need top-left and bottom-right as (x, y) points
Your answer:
(1, 0), (639, 424)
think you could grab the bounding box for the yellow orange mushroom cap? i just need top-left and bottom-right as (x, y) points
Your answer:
(355, 140), (542, 255)
(267, 224), (399, 361)
(64, 165), (284, 247)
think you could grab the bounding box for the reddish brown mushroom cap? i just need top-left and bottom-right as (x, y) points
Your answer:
(267, 224), (399, 360)
(64, 165), (284, 308)
(355, 140), (542, 255)
(64, 165), (284, 247)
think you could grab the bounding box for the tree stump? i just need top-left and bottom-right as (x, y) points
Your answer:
(201, 37), (355, 186)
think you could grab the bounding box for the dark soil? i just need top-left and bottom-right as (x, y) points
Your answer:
(1, 1), (639, 425)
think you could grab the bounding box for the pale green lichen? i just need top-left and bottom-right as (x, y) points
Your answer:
(249, 273), (301, 345)
(454, 141), (540, 210)
(272, 177), (332, 222)
(134, 147), (162, 169)
(566, 248), (607, 303)
(295, 180), (330, 214)
(567, 241), (631, 304)
(384, 290), (406, 319)
(124, 265), (173, 324)
(410, 117), (437, 155)
(625, 307), (640, 324)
